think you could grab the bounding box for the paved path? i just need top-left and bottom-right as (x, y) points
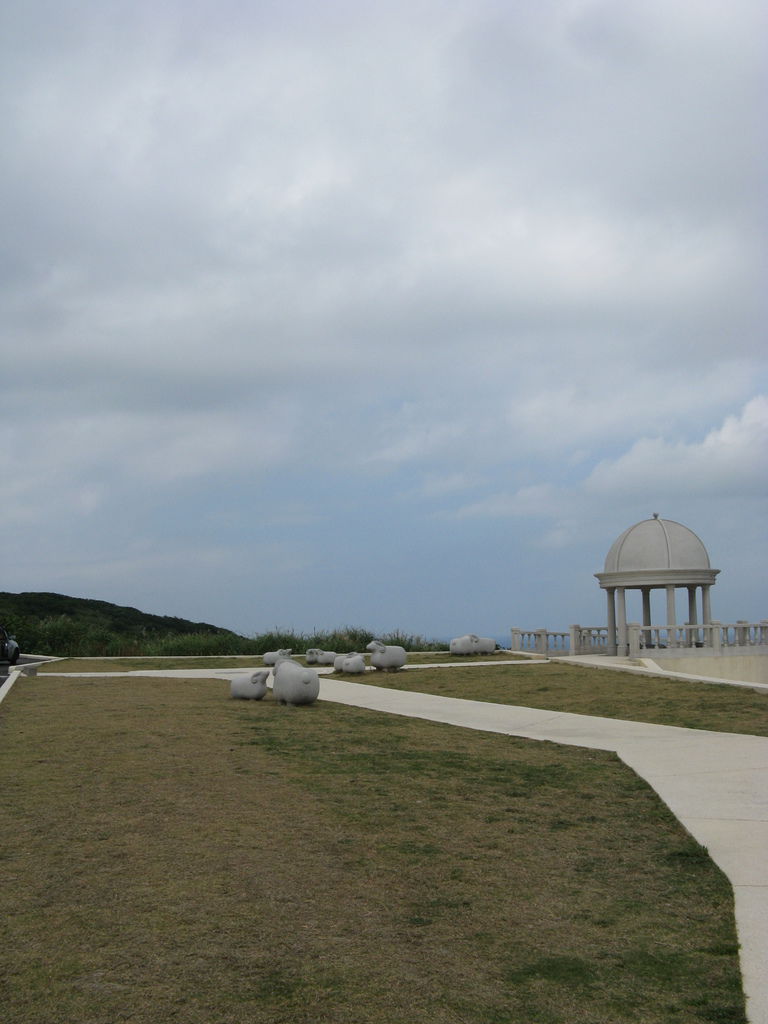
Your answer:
(14, 665), (768, 1022)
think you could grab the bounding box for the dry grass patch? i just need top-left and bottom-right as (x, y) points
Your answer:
(35, 652), (511, 675)
(37, 657), (768, 737)
(393, 652), (517, 664)
(0, 675), (745, 1023)
(349, 661), (768, 736)
(35, 656), (261, 673)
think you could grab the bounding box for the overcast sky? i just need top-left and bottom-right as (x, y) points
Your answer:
(2, 0), (765, 640)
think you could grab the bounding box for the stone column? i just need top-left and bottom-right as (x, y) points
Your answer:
(641, 587), (652, 647)
(605, 589), (616, 655)
(616, 587), (627, 657)
(687, 586), (698, 624)
(535, 629), (548, 656)
(628, 623), (641, 658)
(666, 584), (678, 648)
(711, 621), (722, 654)
(687, 586), (699, 647)
(666, 585), (676, 624)
(702, 585), (712, 624)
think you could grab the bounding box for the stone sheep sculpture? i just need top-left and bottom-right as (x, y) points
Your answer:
(263, 648), (292, 666)
(366, 640), (407, 672)
(315, 650), (338, 666)
(305, 648), (322, 664)
(472, 635), (497, 654)
(333, 652), (366, 674)
(272, 658), (320, 705)
(230, 670), (269, 700)
(450, 634), (497, 655)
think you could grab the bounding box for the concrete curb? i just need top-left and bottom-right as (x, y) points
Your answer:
(550, 653), (768, 692)
(0, 667), (24, 707)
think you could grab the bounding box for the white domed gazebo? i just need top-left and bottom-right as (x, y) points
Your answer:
(595, 515), (719, 656)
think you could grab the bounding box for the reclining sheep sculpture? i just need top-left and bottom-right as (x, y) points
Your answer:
(449, 634), (497, 655)
(263, 648), (292, 666)
(333, 652), (366, 674)
(305, 648), (322, 664)
(366, 640), (407, 672)
(230, 670), (269, 700)
(272, 658), (320, 705)
(472, 635), (497, 654)
(315, 650), (338, 666)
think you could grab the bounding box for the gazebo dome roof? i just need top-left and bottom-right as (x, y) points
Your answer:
(603, 516), (711, 573)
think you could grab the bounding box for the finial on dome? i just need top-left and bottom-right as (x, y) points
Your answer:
(652, 512), (659, 519)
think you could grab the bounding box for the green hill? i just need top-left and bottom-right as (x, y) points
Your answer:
(0, 592), (443, 659)
(0, 592), (237, 638)
(0, 591), (247, 658)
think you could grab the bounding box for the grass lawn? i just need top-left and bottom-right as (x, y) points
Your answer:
(346, 661), (768, 737)
(35, 655), (268, 672)
(0, 673), (746, 1023)
(36, 656), (768, 737)
(33, 651), (507, 673)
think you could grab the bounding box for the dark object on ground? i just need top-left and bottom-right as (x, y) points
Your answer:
(0, 625), (19, 664)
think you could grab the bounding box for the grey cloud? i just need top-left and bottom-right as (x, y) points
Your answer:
(1, 0), (764, 629)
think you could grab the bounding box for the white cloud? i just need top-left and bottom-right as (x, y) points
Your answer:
(453, 484), (559, 520)
(448, 396), (768, 566)
(585, 395), (768, 498)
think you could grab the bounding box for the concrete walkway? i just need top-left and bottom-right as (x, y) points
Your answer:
(15, 664), (768, 1022)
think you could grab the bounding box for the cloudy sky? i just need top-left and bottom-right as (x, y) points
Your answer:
(2, 0), (765, 640)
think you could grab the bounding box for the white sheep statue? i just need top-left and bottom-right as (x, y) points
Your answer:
(272, 659), (320, 706)
(449, 635), (472, 655)
(450, 634), (497, 655)
(334, 652), (366, 674)
(366, 640), (407, 672)
(305, 648), (322, 664)
(230, 670), (270, 700)
(263, 648), (292, 666)
(315, 650), (338, 666)
(472, 635), (497, 654)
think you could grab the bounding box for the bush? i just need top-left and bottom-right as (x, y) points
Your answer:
(6, 612), (445, 659)
(247, 626), (444, 655)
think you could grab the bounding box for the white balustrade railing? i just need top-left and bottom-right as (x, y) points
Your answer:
(510, 621), (768, 657)
(630, 624), (706, 655)
(570, 626), (610, 654)
(509, 629), (567, 654)
(509, 626), (605, 655)
(510, 629), (546, 654)
(630, 620), (768, 657)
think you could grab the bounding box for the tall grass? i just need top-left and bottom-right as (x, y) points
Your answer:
(7, 616), (445, 658)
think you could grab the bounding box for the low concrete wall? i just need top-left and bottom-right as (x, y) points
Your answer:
(648, 654), (768, 685)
